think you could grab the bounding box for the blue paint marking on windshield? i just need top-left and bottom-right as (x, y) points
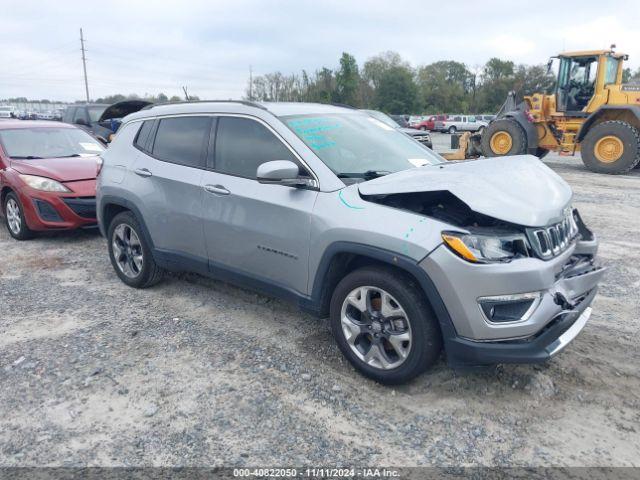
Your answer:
(287, 117), (341, 151)
(338, 190), (365, 210)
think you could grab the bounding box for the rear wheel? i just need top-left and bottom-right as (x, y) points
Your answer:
(107, 211), (164, 288)
(330, 266), (442, 384)
(481, 118), (528, 157)
(419, 126), (427, 131)
(581, 121), (640, 174)
(4, 193), (34, 240)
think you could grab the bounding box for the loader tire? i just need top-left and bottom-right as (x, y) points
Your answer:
(581, 121), (640, 174)
(481, 119), (527, 157)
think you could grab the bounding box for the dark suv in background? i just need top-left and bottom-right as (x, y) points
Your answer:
(63, 100), (151, 144)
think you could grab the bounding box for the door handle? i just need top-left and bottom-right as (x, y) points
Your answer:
(134, 168), (153, 178)
(203, 184), (230, 195)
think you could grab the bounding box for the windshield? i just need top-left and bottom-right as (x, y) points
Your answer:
(0, 127), (105, 159)
(88, 106), (108, 123)
(362, 110), (400, 129)
(284, 113), (443, 180)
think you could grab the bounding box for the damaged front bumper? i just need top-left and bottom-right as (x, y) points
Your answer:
(420, 236), (605, 367)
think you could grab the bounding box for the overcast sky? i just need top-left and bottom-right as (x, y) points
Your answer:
(1, 0), (638, 102)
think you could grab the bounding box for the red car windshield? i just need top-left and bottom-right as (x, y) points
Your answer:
(0, 128), (104, 159)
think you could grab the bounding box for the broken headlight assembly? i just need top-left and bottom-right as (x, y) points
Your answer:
(441, 230), (530, 264)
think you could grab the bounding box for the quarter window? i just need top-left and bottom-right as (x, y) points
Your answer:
(134, 120), (154, 152)
(152, 116), (211, 168)
(215, 116), (297, 178)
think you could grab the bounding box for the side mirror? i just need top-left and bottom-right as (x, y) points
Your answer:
(75, 118), (89, 127)
(257, 160), (316, 188)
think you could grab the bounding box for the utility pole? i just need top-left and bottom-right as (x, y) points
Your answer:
(249, 65), (253, 101)
(182, 86), (190, 101)
(80, 28), (90, 102)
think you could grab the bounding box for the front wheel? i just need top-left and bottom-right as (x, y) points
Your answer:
(481, 118), (528, 157)
(4, 192), (34, 240)
(581, 120), (640, 174)
(330, 266), (442, 384)
(107, 211), (164, 288)
(448, 126), (457, 134)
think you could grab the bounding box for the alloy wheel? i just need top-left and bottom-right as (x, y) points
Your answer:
(340, 286), (412, 370)
(6, 198), (22, 235)
(112, 224), (144, 279)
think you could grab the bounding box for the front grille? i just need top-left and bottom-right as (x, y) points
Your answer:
(527, 209), (579, 259)
(63, 197), (96, 219)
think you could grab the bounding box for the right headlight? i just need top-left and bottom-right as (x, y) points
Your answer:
(20, 174), (70, 192)
(441, 231), (530, 264)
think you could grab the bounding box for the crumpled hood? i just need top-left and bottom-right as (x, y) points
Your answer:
(358, 155), (572, 227)
(11, 156), (100, 183)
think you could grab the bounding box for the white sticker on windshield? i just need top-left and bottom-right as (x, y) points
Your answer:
(80, 142), (103, 152)
(367, 117), (394, 131)
(408, 158), (429, 167)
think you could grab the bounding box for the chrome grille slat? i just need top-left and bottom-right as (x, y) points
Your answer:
(528, 209), (579, 260)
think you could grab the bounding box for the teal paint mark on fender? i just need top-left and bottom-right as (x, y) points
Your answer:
(402, 218), (428, 256)
(338, 190), (365, 210)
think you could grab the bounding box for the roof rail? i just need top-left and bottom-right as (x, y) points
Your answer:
(330, 102), (356, 109)
(140, 100), (267, 111)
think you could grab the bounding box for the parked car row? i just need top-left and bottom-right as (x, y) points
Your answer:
(0, 108), (66, 121)
(412, 114), (496, 132)
(362, 109), (433, 149)
(0, 101), (604, 385)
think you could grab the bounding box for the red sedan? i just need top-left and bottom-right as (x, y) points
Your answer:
(0, 120), (104, 239)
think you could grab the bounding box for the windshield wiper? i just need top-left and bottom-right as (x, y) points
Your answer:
(337, 170), (392, 180)
(10, 155), (44, 159)
(57, 154), (82, 158)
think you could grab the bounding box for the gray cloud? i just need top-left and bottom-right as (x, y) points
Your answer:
(1, 0), (638, 101)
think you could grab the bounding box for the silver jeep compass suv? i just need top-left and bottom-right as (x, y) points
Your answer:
(97, 101), (605, 384)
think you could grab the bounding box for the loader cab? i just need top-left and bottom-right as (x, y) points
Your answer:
(555, 55), (598, 114)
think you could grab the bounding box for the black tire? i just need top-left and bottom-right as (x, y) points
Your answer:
(329, 265), (442, 385)
(481, 118), (528, 157)
(4, 192), (34, 240)
(581, 120), (640, 174)
(535, 147), (550, 159)
(448, 126), (457, 134)
(107, 211), (164, 288)
(419, 126), (427, 131)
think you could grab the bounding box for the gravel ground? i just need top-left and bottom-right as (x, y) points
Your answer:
(1, 134), (639, 467)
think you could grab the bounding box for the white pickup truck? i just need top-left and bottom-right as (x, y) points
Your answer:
(435, 115), (488, 134)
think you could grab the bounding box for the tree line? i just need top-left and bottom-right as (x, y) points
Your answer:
(245, 51), (640, 115)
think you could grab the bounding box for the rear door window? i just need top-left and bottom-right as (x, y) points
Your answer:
(214, 116), (298, 179)
(152, 116), (211, 168)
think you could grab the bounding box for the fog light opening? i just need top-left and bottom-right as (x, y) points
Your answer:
(478, 292), (542, 324)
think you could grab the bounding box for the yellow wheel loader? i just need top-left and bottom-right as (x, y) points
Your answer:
(445, 47), (640, 174)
